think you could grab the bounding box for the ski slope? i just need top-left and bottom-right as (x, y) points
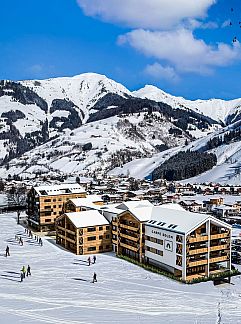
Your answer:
(1, 213), (241, 323)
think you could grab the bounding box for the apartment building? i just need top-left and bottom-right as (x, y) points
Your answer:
(27, 183), (86, 231)
(63, 195), (104, 213)
(55, 210), (112, 255)
(144, 207), (231, 281)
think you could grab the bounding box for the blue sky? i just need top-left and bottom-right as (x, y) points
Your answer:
(1, 0), (241, 99)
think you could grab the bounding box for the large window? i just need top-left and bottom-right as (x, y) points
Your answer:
(88, 246), (96, 251)
(87, 227), (95, 232)
(44, 199), (51, 202)
(87, 236), (96, 241)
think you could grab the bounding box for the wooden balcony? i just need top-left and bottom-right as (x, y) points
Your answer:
(119, 223), (139, 232)
(187, 259), (208, 267)
(119, 242), (139, 252)
(112, 229), (117, 235)
(210, 233), (229, 240)
(188, 235), (208, 243)
(56, 225), (76, 235)
(188, 247), (208, 256)
(120, 233), (139, 242)
(210, 244), (228, 252)
(56, 232), (76, 244)
(112, 221), (118, 226)
(209, 255), (228, 263)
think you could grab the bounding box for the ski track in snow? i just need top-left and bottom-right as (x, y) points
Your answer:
(1, 213), (241, 323)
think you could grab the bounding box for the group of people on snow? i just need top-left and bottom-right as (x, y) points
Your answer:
(20, 265), (31, 282)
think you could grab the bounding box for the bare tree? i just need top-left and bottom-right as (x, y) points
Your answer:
(7, 185), (27, 224)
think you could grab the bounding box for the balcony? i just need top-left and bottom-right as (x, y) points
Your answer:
(187, 259), (208, 267)
(209, 255), (228, 263)
(210, 244), (229, 252)
(188, 247), (208, 256)
(120, 233), (139, 242)
(188, 235), (208, 243)
(210, 233), (229, 240)
(112, 221), (118, 226)
(119, 223), (139, 232)
(119, 242), (139, 252)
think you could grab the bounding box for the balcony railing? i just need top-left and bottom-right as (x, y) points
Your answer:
(119, 223), (139, 232)
(188, 247), (208, 256)
(119, 242), (139, 252)
(210, 233), (229, 240)
(188, 235), (208, 243)
(210, 244), (229, 252)
(209, 255), (228, 263)
(120, 233), (139, 242)
(187, 259), (208, 267)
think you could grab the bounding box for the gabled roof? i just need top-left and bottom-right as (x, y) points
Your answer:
(69, 195), (103, 207)
(65, 210), (109, 228)
(145, 206), (231, 235)
(116, 200), (153, 211)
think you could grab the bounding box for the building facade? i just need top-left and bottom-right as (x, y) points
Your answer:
(27, 184), (86, 231)
(55, 210), (112, 255)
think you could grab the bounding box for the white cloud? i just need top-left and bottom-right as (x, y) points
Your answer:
(118, 29), (241, 74)
(77, 0), (216, 30)
(144, 63), (179, 82)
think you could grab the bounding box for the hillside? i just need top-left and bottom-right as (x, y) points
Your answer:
(0, 72), (241, 182)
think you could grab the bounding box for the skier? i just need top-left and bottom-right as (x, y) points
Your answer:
(20, 272), (24, 282)
(21, 266), (26, 278)
(5, 245), (10, 257)
(93, 256), (96, 264)
(88, 256), (91, 266)
(92, 272), (97, 283)
(27, 265), (31, 277)
(39, 237), (43, 246)
(19, 237), (23, 246)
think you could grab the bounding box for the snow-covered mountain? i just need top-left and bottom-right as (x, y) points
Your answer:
(134, 85), (241, 125)
(0, 72), (241, 183)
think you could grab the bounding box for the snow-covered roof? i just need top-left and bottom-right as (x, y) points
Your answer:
(116, 200), (153, 211)
(66, 210), (109, 228)
(34, 183), (86, 196)
(69, 195), (103, 207)
(145, 206), (231, 235)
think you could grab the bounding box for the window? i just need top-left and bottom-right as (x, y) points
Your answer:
(106, 235), (110, 239)
(87, 236), (96, 241)
(44, 199), (51, 203)
(105, 245), (110, 249)
(44, 206), (51, 209)
(59, 205), (62, 208)
(99, 235), (103, 239)
(106, 226), (110, 230)
(99, 226), (103, 231)
(53, 205), (56, 208)
(157, 239), (163, 245)
(99, 246), (103, 250)
(58, 198), (62, 201)
(88, 246), (96, 251)
(156, 249), (163, 256)
(45, 219), (51, 223)
(176, 255), (182, 266)
(53, 199), (56, 202)
(87, 227), (95, 232)
(53, 212), (56, 215)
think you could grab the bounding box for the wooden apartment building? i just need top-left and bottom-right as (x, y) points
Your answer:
(27, 183), (86, 232)
(56, 210), (112, 255)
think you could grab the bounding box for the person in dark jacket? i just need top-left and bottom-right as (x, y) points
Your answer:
(93, 256), (96, 264)
(92, 272), (97, 283)
(88, 256), (91, 266)
(27, 265), (31, 277)
(5, 245), (10, 257)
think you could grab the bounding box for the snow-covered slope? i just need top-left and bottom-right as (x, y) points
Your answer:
(1, 213), (241, 323)
(0, 112), (188, 179)
(111, 120), (241, 185)
(134, 85), (241, 125)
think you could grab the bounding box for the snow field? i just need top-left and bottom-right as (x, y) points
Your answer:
(1, 213), (241, 323)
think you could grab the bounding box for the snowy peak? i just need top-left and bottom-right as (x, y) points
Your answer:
(134, 85), (241, 125)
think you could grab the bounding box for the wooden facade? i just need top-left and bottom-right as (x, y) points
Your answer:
(56, 213), (112, 255)
(27, 186), (87, 232)
(116, 211), (145, 263)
